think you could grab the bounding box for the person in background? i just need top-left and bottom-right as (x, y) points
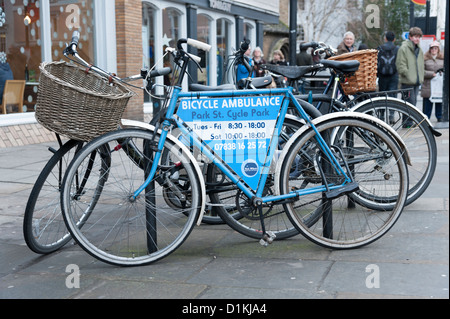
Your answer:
(252, 47), (266, 77)
(337, 31), (357, 55)
(269, 50), (288, 65)
(236, 44), (253, 83)
(296, 42), (313, 66)
(421, 41), (444, 122)
(0, 52), (14, 106)
(396, 26), (424, 127)
(358, 43), (369, 50)
(377, 31), (399, 98)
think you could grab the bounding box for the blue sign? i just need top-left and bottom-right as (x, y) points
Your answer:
(177, 96), (283, 190)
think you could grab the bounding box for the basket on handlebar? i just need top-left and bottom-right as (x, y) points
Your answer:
(35, 61), (134, 141)
(328, 49), (378, 95)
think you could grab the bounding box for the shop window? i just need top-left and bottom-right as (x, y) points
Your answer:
(0, 0), (95, 114)
(50, 0), (95, 63)
(244, 22), (254, 44)
(162, 7), (181, 85)
(197, 14), (210, 85)
(217, 18), (231, 85)
(1, 0), (42, 113)
(142, 3), (155, 102)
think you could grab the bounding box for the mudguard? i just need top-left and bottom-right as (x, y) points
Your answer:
(273, 111), (412, 196)
(120, 119), (207, 226)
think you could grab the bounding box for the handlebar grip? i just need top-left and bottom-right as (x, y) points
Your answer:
(187, 53), (202, 64)
(71, 31), (80, 46)
(149, 67), (172, 78)
(300, 41), (319, 50)
(187, 38), (211, 52)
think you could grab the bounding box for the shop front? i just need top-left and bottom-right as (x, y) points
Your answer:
(142, 0), (279, 100)
(0, 0), (279, 146)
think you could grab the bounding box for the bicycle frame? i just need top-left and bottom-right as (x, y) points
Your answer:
(131, 85), (353, 206)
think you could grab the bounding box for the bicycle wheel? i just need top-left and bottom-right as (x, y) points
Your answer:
(23, 139), (82, 254)
(353, 99), (437, 206)
(206, 117), (310, 240)
(279, 117), (408, 249)
(61, 128), (203, 266)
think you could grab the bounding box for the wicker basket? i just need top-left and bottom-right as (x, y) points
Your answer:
(36, 61), (134, 141)
(328, 49), (378, 95)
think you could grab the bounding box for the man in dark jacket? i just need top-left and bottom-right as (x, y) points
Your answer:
(296, 43), (313, 66)
(377, 31), (399, 97)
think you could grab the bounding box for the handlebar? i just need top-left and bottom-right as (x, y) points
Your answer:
(63, 30), (175, 88)
(187, 38), (212, 52)
(63, 31), (211, 89)
(300, 41), (319, 51)
(71, 30), (80, 47)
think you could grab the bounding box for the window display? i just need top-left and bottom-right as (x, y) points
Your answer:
(0, 0), (95, 114)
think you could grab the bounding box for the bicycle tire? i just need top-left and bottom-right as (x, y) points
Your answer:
(23, 139), (82, 254)
(61, 128), (203, 266)
(279, 117), (408, 249)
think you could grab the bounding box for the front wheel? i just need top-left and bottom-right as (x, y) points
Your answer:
(61, 129), (203, 266)
(279, 117), (409, 249)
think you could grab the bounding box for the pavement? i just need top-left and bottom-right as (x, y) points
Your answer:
(0, 119), (448, 302)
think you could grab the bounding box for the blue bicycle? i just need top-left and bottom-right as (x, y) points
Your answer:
(60, 37), (410, 266)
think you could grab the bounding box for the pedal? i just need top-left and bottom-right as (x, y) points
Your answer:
(325, 182), (359, 200)
(259, 231), (276, 247)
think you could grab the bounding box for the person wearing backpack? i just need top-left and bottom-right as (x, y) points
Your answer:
(377, 31), (399, 98)
(396, 27), (425, 127)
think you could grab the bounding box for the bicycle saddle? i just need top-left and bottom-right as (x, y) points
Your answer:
(262, 64), (320, 80)
(189, 83), (236, 92)
(320, 59), (360, 74)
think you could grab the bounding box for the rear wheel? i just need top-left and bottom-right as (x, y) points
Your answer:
(279, 117), (408, 249)
(354, 99), (437, 206)
(23, 139), (82, 254)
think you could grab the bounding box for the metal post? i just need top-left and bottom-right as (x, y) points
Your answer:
(144, 140), (157, 253)
(442, 0), (449, 122)
(186, 4), (198, 84)
(289, 0), (297, 66)
(410, 1), (415, 27)
(321, 131), (333, 239)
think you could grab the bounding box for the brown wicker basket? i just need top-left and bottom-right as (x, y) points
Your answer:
(328, 49), (378, 95)
(35, 61), (134, 141)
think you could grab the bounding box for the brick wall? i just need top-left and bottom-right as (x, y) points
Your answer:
(115, 0), (144, 121)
